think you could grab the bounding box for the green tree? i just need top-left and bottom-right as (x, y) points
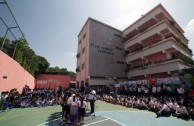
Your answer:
(60, 68), (69, 75)
(1, 37), (50, 76)
(0, 38), (13, 56)
(36, 56), (50, 73)
(68, 71), (76, 78)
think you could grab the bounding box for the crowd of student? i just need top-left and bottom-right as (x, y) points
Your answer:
(0, 85), (64, 110)
(100, 83), (194, 121)
(1, 83), (194, 124)
(0, 85), (94, 125)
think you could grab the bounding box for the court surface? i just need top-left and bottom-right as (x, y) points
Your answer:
(0, 100), (194, 126)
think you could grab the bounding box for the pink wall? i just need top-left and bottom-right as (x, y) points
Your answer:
(36, 74), (72, 89)
(0, 51), (35, 93)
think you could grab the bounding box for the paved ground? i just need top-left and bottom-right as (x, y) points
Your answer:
(0, 100), (194, 126)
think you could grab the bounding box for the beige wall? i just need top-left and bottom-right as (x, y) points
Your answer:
(0, 51), (35, 93)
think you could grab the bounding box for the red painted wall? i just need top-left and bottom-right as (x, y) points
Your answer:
(0, 51), (35, 93)
(36, 74), (73, 89)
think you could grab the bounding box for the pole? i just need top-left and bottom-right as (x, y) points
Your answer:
(0, 28), (9, 50)
(12, 40), (18, 58)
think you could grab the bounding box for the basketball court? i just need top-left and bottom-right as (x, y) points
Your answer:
(0, 101), (194, 126)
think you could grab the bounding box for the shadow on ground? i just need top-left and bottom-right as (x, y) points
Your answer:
(47, 111), (62, 122)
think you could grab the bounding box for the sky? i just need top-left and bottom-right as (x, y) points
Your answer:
(0, 0), (194, 72)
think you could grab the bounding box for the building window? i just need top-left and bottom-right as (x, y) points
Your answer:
(76, 52), (80, 58)
(79, 40), (81, 45)
(114, 34), (122, 38)
(82, 63), (85, 70)
(115, 46), (123, 50)
(82, 47), (85, 54)
(76, 67), (80, 72)
(117, 61), (124, 64)
(83, 33), (86, 39)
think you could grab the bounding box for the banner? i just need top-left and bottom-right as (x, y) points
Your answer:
(118, 77), (180, 86)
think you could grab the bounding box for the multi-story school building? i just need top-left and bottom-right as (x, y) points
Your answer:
(76, 4), (193, 87)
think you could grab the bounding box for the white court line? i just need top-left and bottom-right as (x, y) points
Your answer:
(83, 119), (109, 126)
(95, 110), (153, 114)
(101, 115), (125, 126)
(37, 110), (153, 126)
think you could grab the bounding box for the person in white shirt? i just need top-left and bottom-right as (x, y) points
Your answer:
(78, 96), (87, 124)
(156, 101), (171, 117)
(156, 85), (161, 97)
(175, 102), (190, 120)
(177, 87), (185, 97)
(87, 88), (96, 114)
(137, 85), (142, 96)
(152, 86), (157, 97)
(68, 93), (79, 123)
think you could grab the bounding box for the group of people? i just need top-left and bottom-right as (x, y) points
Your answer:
(0, 87), (63, 110)
(101, 83), (194, 121)
(60, 87), (96, 125)
(1, 83), (194, 124)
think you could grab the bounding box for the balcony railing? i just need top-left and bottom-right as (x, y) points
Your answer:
(127, 56), (194, 72)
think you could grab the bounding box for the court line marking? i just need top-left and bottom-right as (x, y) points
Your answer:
(96, 110), (155, 115)
(83, 118), (109, 126)
(37, 110), (193, 126)
(37, 110), (152, 126)
(0, 109), (16, 121)
(100, 115), (125, 126)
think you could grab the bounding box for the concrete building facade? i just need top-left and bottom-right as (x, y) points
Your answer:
(123, 4), (193, 80)
(76, 4), (193, 86)
(76, 18), (127, 87)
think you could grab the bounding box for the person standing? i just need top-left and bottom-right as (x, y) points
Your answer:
(68, 93), (79, 123)
(78, 96), (87, 124)
(87, 87), (96, 114)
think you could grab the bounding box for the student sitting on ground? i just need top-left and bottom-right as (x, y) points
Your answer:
(188, 106), (194, 120)
(156, 101), (171, 118)
(149, 97), (155, 111)
(174, 102), (190, 120)
(20, 99), (26, 108)
(167, 98), (177, 114)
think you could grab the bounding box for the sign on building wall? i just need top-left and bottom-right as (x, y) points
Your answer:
(119, 77), (180, 86)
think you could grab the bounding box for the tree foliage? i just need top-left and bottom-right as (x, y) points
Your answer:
(46, 66), (75, 78)
(0, 37), (50, 76)
(1, 37), (75, 78)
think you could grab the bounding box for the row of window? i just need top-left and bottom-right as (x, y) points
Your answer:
(76, 63), (85, 72)
(115, 46), (123, 50)
(77, 60), (124, 72)
(79, 33), (86, 45)
(79, 33), (122, 45)
(117, 61), (124, 64)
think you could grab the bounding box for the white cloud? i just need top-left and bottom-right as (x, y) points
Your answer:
(188, 19), (194, 26)
(184, 18), (194, 31)
(184, 19), (194, 58)
(66, 52), (75, 56)
(109, 8), (144, 30)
